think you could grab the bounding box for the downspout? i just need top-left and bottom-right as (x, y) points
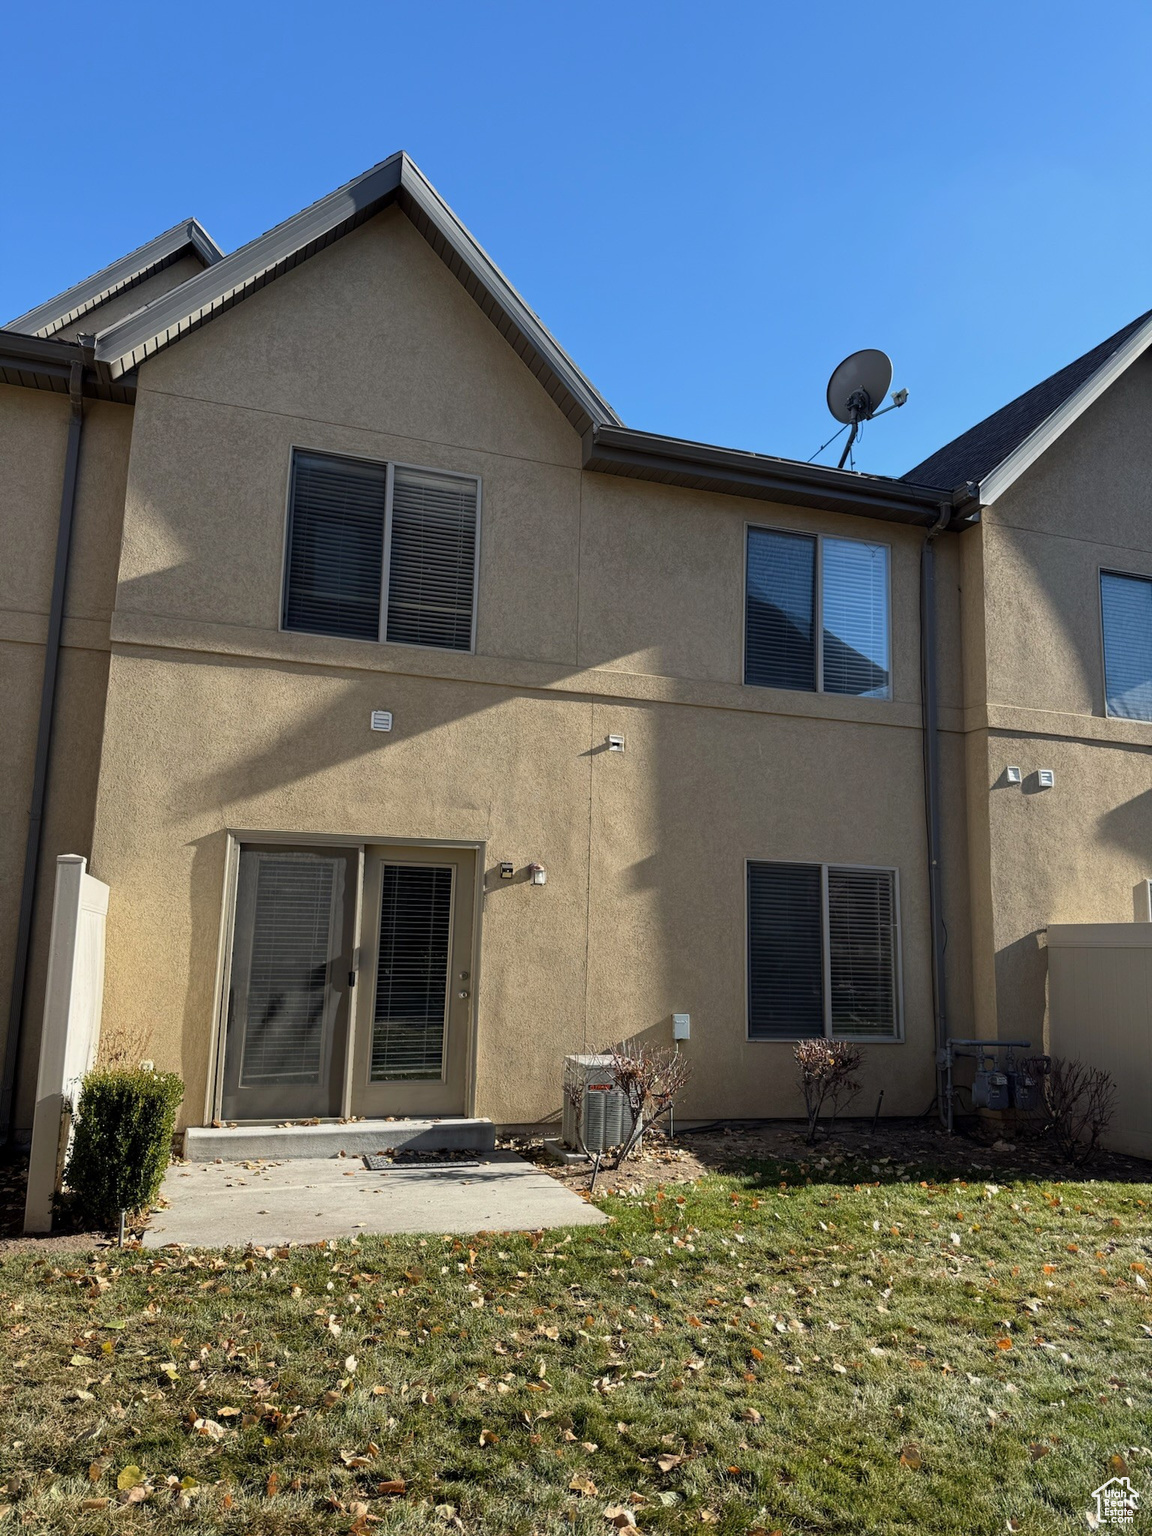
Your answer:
(921, 500), (950, 1128)
(0, 352), (88, 1145)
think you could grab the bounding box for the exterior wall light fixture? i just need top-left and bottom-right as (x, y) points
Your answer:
(1005, 766), (1022, 784)
(607, 735), (625, 752)
(1037, 769), (1055, 789)
(529, 862), (547, 886)
(498, 861), (515, 880)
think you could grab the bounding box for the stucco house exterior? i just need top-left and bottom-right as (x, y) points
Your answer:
(3, 153), (1152, 1149)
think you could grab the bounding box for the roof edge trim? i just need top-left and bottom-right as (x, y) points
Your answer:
(587, 425), (962, 526)
(6, 218), (224, 339)
(91, 153), (620, 433)
(978, 314), (1152, 505)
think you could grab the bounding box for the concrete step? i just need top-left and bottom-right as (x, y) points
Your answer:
(183, 1117), (495, 1162)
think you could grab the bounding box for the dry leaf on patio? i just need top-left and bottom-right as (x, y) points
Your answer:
(899, 1444), (923, 1471)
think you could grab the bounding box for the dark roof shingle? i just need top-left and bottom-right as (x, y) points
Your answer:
(904, 309), (1152, 489)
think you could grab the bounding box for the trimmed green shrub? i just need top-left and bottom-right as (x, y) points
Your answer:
(65, 1066), (183, 1227)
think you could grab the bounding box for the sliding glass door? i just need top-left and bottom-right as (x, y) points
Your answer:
(219, 842), (474, 1122)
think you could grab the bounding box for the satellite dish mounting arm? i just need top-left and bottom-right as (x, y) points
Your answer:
(836, 386), (873, 470)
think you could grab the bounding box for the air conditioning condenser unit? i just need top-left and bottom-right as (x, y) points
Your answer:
(562, 1054), (628, 1153)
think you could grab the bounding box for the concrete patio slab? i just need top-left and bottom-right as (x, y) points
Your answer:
(143, 1151), (605, 1248)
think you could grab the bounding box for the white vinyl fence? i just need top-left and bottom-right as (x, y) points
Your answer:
(23, 855), (108, 1233)
(1047, 923), (1152, 1161)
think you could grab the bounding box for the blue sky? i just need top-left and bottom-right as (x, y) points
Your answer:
(5, 1), (1151, 479)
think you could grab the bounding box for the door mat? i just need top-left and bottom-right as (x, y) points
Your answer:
(363, 1152), (483, 1171)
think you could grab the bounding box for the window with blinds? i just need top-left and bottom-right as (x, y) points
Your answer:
(371, 863), (454, 1080)
(283, 450), (479, 651)
(1101, 570), (1152, 721)
(747, 861), (900, 1040)
(745, 529), (890, 697)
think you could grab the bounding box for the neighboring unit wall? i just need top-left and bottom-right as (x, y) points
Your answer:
(86, 205), (971, 1130)
(966, 350), (1152, 1044)
(0, 384), (133, 1132)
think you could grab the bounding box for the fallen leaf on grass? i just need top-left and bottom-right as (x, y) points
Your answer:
(265, 1471), (279, 1497)
(479, 1429), (499, 1447)
(570, 1474), (598, 1495)
(81, 1498), (110, 1510)
(193, 1418), (227, 1441)
(899, 1444), (923, 1471)
(1029, 1443), (1050, 1461)
(996, 1338), (1013, 1351)
(603, 1507), (637, 1528)
(377, 1479), (407, 1495)
(656, 1454), (685, 1473)
(116, 1465), (144, 1490)
(1109, 1454), (1131, 1478)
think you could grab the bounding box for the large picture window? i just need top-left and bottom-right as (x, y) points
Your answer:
(283, 449), (480, 651)
(1101, 570), (1152, 721)
(747, 861), (901, 1041)
(745, 527), (890, 697)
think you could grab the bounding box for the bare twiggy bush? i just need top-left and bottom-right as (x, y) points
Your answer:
(607, 1042), (692, 1168)
(794, 1039), (864, 1144)
(1042, 1056), (1116, 1166)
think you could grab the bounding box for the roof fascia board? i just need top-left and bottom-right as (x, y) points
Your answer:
(0, 328), (134, 402)
(6, 219), (224, 339)
(94, 156), (407, 378)
(395, 158), (620, 430)
(587, 425), (956, 526)
(978, 314), (1152, 505)
(91, 153), (620, 431)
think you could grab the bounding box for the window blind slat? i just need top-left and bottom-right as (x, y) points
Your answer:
(822, 537), (890, 697)
(745, 529), (816, 690)
(283, 452), (386, 640)
(386, 467), (478, 650)
(1102, 571), (1152, 720)
(827, 867), (898, 1038)
(747, 862), (824, 1039)
(371, 864), (454, 1080)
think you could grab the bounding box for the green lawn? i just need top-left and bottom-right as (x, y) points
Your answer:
(2, 1152), (1150, 1534)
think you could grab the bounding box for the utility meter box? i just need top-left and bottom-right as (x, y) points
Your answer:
(972, 1068), (1010, 1111)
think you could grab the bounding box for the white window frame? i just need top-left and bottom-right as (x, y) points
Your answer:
(743, 857), (904, 1043)
(1099, 565), (1152, 722)
(742, 522), (893, 699)
(280, 446), (482, 655)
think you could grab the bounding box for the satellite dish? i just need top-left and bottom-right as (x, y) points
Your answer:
(826, 349), (893, 425)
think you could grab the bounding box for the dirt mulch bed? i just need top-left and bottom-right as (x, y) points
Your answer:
(0, 1153), (111, 1257)
(503, 1115), (1152, 1196)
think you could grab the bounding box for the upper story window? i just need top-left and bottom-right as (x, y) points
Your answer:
(747, 860), (901, 1041)
(1101, 570), (1152, 720)
(283, 449), (480, 652)
(745, 527), (890, 697)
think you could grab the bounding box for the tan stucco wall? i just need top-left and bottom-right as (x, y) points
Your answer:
(0, 386), (133, 1127)
(79, 204), (970, 1131)
(966, 351), (1152, 1043)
